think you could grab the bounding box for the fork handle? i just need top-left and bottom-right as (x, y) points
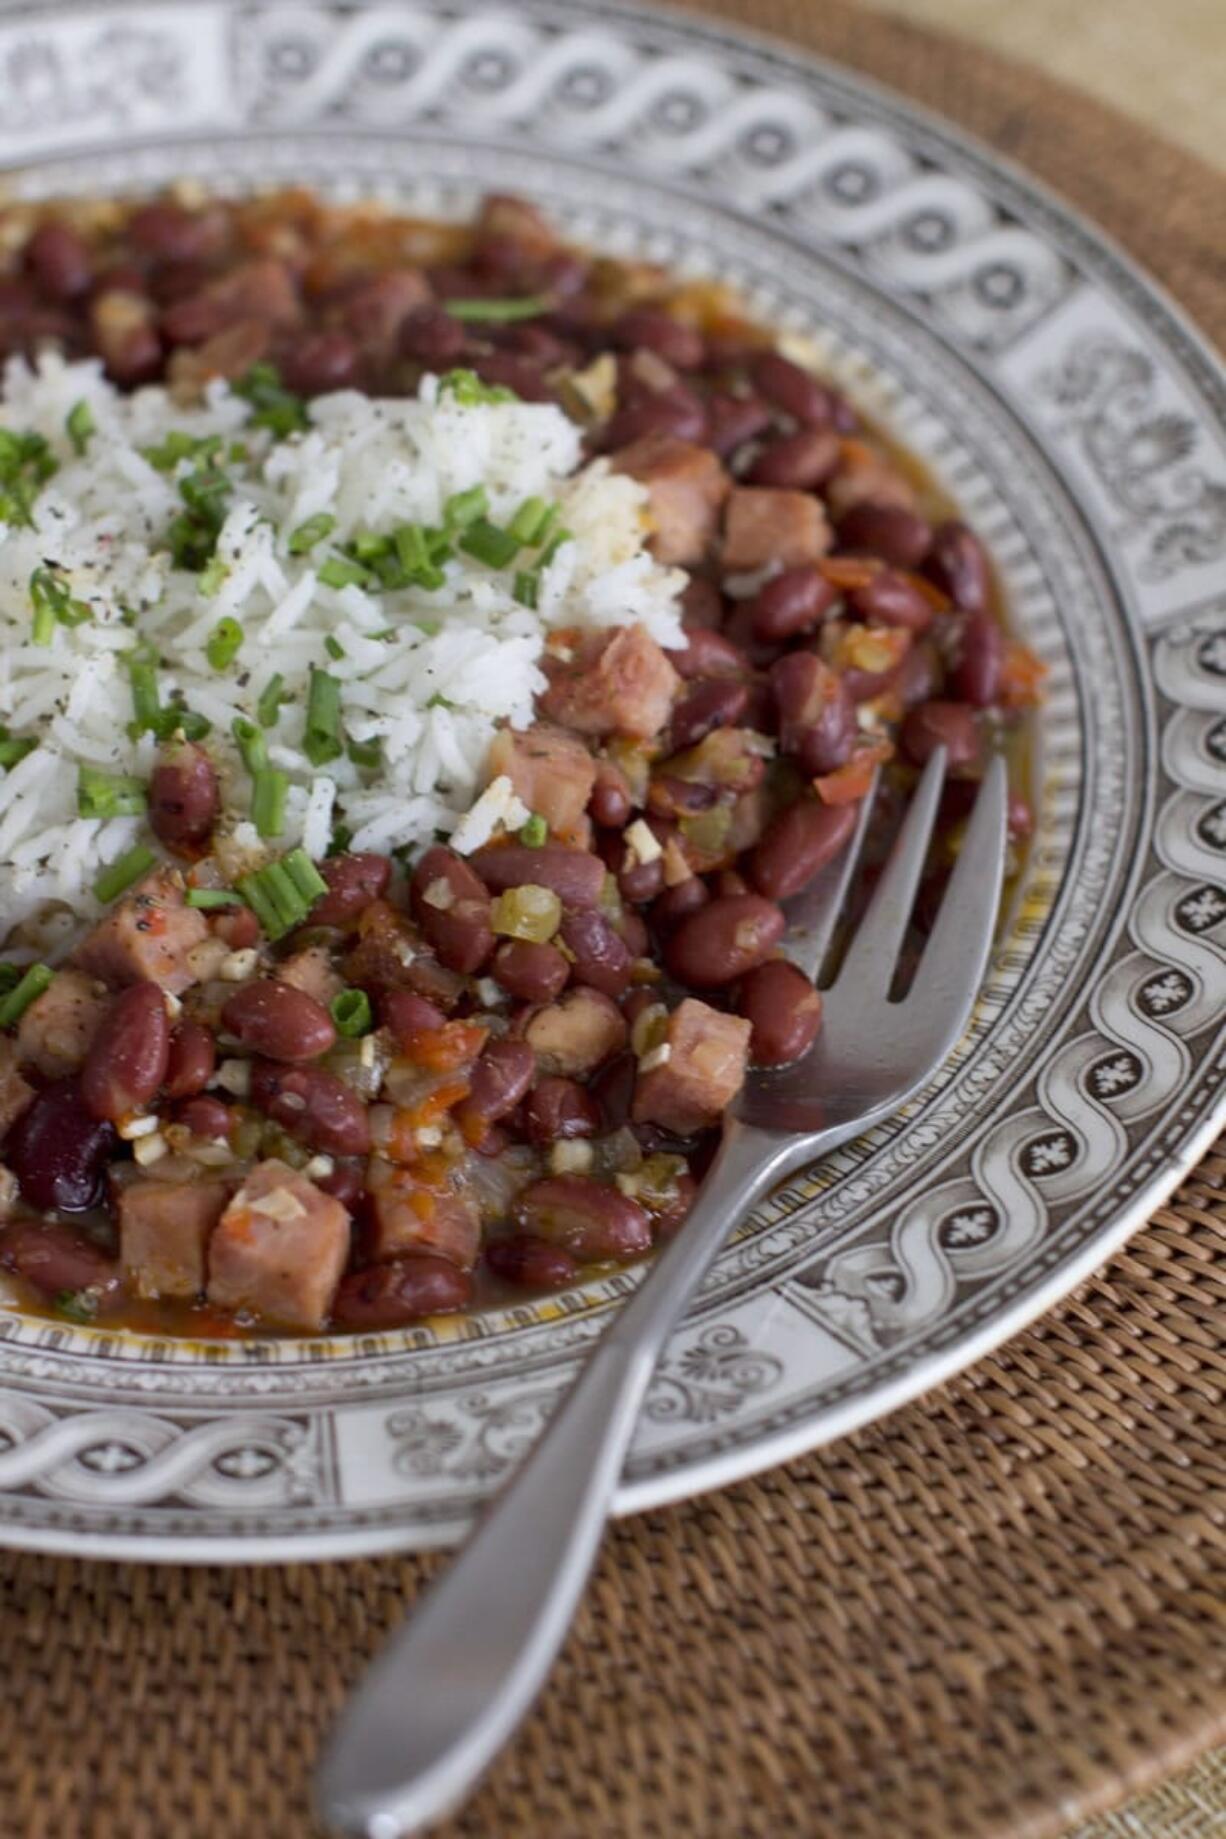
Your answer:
(316, 1124), (785, 1838)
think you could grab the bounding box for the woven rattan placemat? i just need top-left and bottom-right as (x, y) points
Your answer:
(1, 5), (1223, 1836)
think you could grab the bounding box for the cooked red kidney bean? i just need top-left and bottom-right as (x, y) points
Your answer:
(837, 503), (932, 569)
(175, 1095), (232, 1141)
(737, 959), (823, 1065)
(750, 801), (858, 901)
(160, 291), (225, 347)
(615, 914), (649, 964)
(491, 939), (569, 1004)
(951, 612), (1004, 707)
(523, 1077), (600, 1147)
(612, 306), (704, 369)
(127, 202), (222, 264)
(310, 852), (392, 929)
(590, 1051), (637, 1130)
(469, 843), (605, 909)
(665, 628), (746, 681)
(221, 979), (337, 1062)
(398, 304), (468, 366)
(163, 1019), (216, 1101)
(381, 989), (448, 1051)
(316, 1159), (365, 1210)
(559, 909), (632, 998)
(679, 576), (725, 631)
(704, 392), (772, 458)
(651, 876), (710, 930)
(249, 1060), (371, 1158)
(927, 520), (991, 614)
(665, 894), (786, 988)
(515, 1176), (652, 1261)
(618, 854), (665, 905)
(716, 869), (750, 898)
(890, 638), (943, 709)
(149, 740), (218, 853)
(604, 385), (706, 448)
(0, 1218), (120, 1302)
(750, 350), (834, 426)
(25, 222), (93, 302)
(589, 760), (633, 829)
(6, 1079), (117, 1213)
(668, 678), (750, 752)
(496, 321), (576, 366)
(410, 846), (496, 974)
(280, 329), (361, 394)
(486, 1235), (580, 1292)
(747, 428), (840, 490)
(900, 700), (982, 769)
(750, 565), (838, 643)
(457, 1040), (536, 1131)
(471, 350), (555, 403)
(770, 650), (851, 760)
(81, 983), (170, 1122)
(793, 690), (858, 777)
(647, 1171), (698, 1241)
(332, 1256), (472, 1329)
(847, 570), (933, 632)
(214, 904), (262, 951)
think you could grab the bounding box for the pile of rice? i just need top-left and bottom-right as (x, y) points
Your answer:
(0, 353), (685, 951)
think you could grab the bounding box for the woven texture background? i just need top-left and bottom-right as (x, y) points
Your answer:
(1, 5), (1224, 1836)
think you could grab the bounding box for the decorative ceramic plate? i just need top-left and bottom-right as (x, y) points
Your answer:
(0, 0), (1221, 1562)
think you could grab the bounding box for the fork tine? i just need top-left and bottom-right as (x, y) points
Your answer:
(901, 753), (1007, 1029)
(833, 747), (946, 995)
(781, 770), (879, 981)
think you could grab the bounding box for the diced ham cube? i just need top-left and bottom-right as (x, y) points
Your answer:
(72, 868), (210, 994)
(0, 1039), (33, 1140)
(541, 625), (680, 742)
(824, 440), (918, 519)
(208, 257), (301, 328)
(207, 1159), (350, 1331)
(275, 944), (345, 1010)
(119, 1178), (230, 1301)
(632, 998), (751, 1134)
(16, 969), (108, 1079)
(365, 1155), (482, 1270)
(610, 434), (729, 566)
(524, 987), (627, 1078)
(722, 487), (831, 571)
(485, 724), (596, 843)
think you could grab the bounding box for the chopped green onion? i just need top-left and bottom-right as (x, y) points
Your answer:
(346, 735), (381, 770)
(93, 845), (156, 904)
(185, 886), (242, 910)
(173, 704), (212, 742)
(53, 1289), (99, 1324)
(512, 569), (539, 609)
(77, 767), (147, 819)
(66, 399), (95, 457)
(539, 527), (574, 567)
(257, 675), (287, 728)
(426, 693), (457, 712)
(318, 556), (373, 591)
(0, 963), (54, 1028)
(0, 965), (21, 995)
(443, 296), (550, 323)
(327, 823), (354, 857)
(198, 555), (228, 598)
(508, 497), (553, 545)
(349, 532), (392, 564)
(304, 667), (343, 766)
(0, 728), (36, 770)
(324, 635), (346, 662)
(235, 849), (326, 941)
(0, 428), (58, 527)
(330, 988), (372, 1037)
(459, 518), (520, 570)
(392, 523), (446, 591)
(127, 658), (162, 738)
(206, 617), (244, 671)
(232, 363), (309, 439)
(519, 813), (548, 848)
(411, 617), (442, 637)
(444, 485), (489, 529)
(30, 564), (90, 645)
(438, 368), (517, 407)
(232, 716), (268, 775)
(142, 430), (222, 473)
(167, 462), (232, 571)
(284, 847), (327, 904)
(287, 512), (336, 556)
(235, 874), (281, 938)
(251, 768), (288, 838)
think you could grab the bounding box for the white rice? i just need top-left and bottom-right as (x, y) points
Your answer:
(0, 354), (685, 945)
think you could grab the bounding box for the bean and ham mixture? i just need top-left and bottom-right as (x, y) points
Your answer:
(0, 189), (1044, 1337)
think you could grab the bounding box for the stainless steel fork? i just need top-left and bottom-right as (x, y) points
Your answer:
(317, 748), (1008, 1839)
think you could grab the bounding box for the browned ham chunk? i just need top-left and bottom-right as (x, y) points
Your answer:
(207, 257), (301, 329)
(275, 944), (345, 1010)
(207, 1159), (350, 1331)
(366, 1155), (482, 1270)
(119, 1178), (230, 1301)
(610, 434), (729, 566)
(485, 724), (596, 843)
(824, 441), (918, 519)
(0, 1040), (33, 1140)
(541, 625), (680, 742)
(632, 998), (751, 1134)
(722, 487), (831, 571)
(72, 869), (210, 994)
(16, 969), (108, 1079)
(524, 987), (627, 1078)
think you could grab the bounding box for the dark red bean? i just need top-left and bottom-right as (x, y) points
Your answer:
(486, 1235), (580, 1291)
(704, 392), (772, 458)
(164, 1019), (215, 1102)
(604, 386), (706, 448)
(98, 312), (162, 386)
(749, 801), (858, 901)
(589, 760), (633, 829)
(160, 291), (225, 347)
(339, 270), (429, 349)
(249, 1060), (371, 1158)
(456, 1039), (536, 1131)
(612, 306), (704, 369)
(651, 876), (710, 930)
(668, 678), (750, 752)
(770, 651), (851, 762)
(793, 690), (858, 777)
(679, 576), (725, 631)
(890, 638), (943, 710)
(471, 350), (555, 403)
(515, 1175), (652, 1261)
(716, 869), (750, 899)
(25, 222), (93, 302)
(847, 570), (933, 632)
(951, 613), (1004, 707)
(310, 852), (392, 930)
(214, 905), (262, 951)
(81, 983), (170, 1122)
(174, 1095), (232, 1140)
(6, 1079), (117, 1213)
(750, 351), (835, 427)
(0, 1217), (120, 1302)
(496, 322), (576, 365)
(148, 740), (218, 854)
(381, 989), (448, 1050)
(398, 304), (468, 366)
(280, 329), (361, 395)
(618, 855), (665, 905)
(616, 909), (649, 959)
(127, 202), (222, 265)
(747, 428), (840, 490)
(469, 843), (606, 909)
(410, 846), (496, 974)
(837, 503), (933, 569)
(750, 565), (838, 643)
(664, 628), (746, 681)
(927, 520), (991, 614)
(332, 1255), (472, 1329)
(316, 1159), (365, 1210)
(665, 894), (786, 988)
(590, 1050), (637, 1131)
(523, 1077), (601, 1147)
(491, 939), (569, 1004)
(559, 909), (632, 998)
(900, 701), (982, 770)
(738, 960), (823, 1065)
(221, 980), (336, 1062)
